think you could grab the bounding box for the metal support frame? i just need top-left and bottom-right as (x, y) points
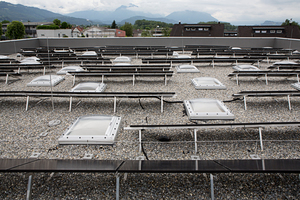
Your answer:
(194, 129), (198, 153)
(287, 95), (291, 110)
(212, 60), (215, 68)
(161, 96), (163, 113)
(139, 129), (142, 153)
(69, 97), (73, 112)
(26, 174), (33, 200)
(26, 96), (30, 111)
(164, 74), (167, 86)
(243, 96), (247, 110)
(236, 74), (239, 85)
(210, 174), (215, 200)
(114, 96), (117, 113)
(5, 74), (9, 84)
(116, 173), (120, 200)
(133, 74), (135, 86)
(265, 74), (268, 85)
(102, 75), (104, 83)
(43, 67), (46, 75)
(258, 127), (263, 151)
(72, 75), (76, 86)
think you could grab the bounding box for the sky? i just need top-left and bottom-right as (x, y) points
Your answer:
(3, 0), (300, 24)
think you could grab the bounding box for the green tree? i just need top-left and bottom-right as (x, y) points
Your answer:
(111, 20), (117, 29)
(281, 19), (300, 29)
(162, 27), (171, 37)
(53, 19), (61, 26)
(1, 20), (10, 24)
(120, 22), (133, 37)
(0, 22), (2, 36)
(61, 22), (69, 29)
(5, 21), (25, 39)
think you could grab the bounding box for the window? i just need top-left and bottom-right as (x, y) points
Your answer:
(261, 30), (267, 33)
(185, 28), (190, 31)
(255, 30), (260, 33)
(270, 30), (275, 33)
(204, 28), (209, 31)
(277, 30), (283, 33)
(41, 34), (45, 36)
(191, 28), (196, 31)
(198, 28), (203, 31)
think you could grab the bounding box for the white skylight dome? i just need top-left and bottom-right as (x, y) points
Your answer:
(112, 56), (132, 63)
(231, 47), (242, 50)
(184, 98), (235, 120)
(273, 60), (298, 65)
(0, 55), (8, 59)
(57, 66), (85, 75)
(192, 77), (226, 90)
(232, 65), (260, 71)
(173, 51), (191, 58)
(176, 65), (199, 73)
(27, 75), (65, 87)
(58, 115), (122, 145)
(291, 82), (300, 91)
(21, 56), (40, 62)
(82, 51), (97, 56)
(70, 82), (107, 92)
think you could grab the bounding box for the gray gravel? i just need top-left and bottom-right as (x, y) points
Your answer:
(0, 53), (300, 199)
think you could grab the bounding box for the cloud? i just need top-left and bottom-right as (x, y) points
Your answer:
(2, 0), (300, 24)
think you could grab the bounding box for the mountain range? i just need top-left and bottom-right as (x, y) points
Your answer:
(0, 1), (281, 26)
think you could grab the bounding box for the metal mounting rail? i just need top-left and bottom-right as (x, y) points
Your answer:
(124, 121), (300, 153)
(0, 91), (176, 113)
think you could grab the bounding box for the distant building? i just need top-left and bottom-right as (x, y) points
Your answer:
(238, 25), (300, 38)
(72, 26), (84, 37)
(1, 22), (52, 39)
(170, 22), (224, 37)
(36, 29), (72, 38)
(224, 31), (238, 37)
(83, 26), (126, 38)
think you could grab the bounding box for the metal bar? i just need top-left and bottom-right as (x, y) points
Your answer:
(161, 96), (163, 113)
(212, 60), (215, 68)
(26, 96), (29, 111)
(287, 95), (291, 110)
(259, 127), (263, 151)
(5, 74), (8, 84)
(194, 129), (197, 153)
(139, 129), (142, 153)
(43, 67), (46, 75)
(133, 74), (135, 86)
(102, 74), (104, 83)
(69, 97), (72, 112)
(73, 75), (76, 87)
(114, 96), (117, 113)
(26, 174), (33, 200)
(265, 74), (268, 85)
(210, 174), (215, 200)
(236, 74), (239, 85)
(116, 174), (120, 200)
(297, 74), (299, 83)
(244, 96), (247, 110)
(165, 74), (167, 86)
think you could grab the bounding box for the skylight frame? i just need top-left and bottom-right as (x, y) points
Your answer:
(232, 65), (260, 71)
(192, 77), (226, 90)
(184, 98), (235, 120)
(70, 82), (107, 92)
(176, 65), (200, 73)
(58, 115), (122, 145)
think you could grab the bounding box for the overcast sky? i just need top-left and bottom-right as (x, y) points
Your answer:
(3, 0), (300, 24)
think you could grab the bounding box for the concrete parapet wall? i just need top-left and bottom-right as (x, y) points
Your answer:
(1, 37), (300, 55)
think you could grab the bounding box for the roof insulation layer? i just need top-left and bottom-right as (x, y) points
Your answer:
(27, 75), (65, 87)
(58, 115), (122, 145)
(192, 77), (226, 90)
(184, 98), (235, 120)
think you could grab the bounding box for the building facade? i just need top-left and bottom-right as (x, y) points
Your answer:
(170, 22), (224, 37)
